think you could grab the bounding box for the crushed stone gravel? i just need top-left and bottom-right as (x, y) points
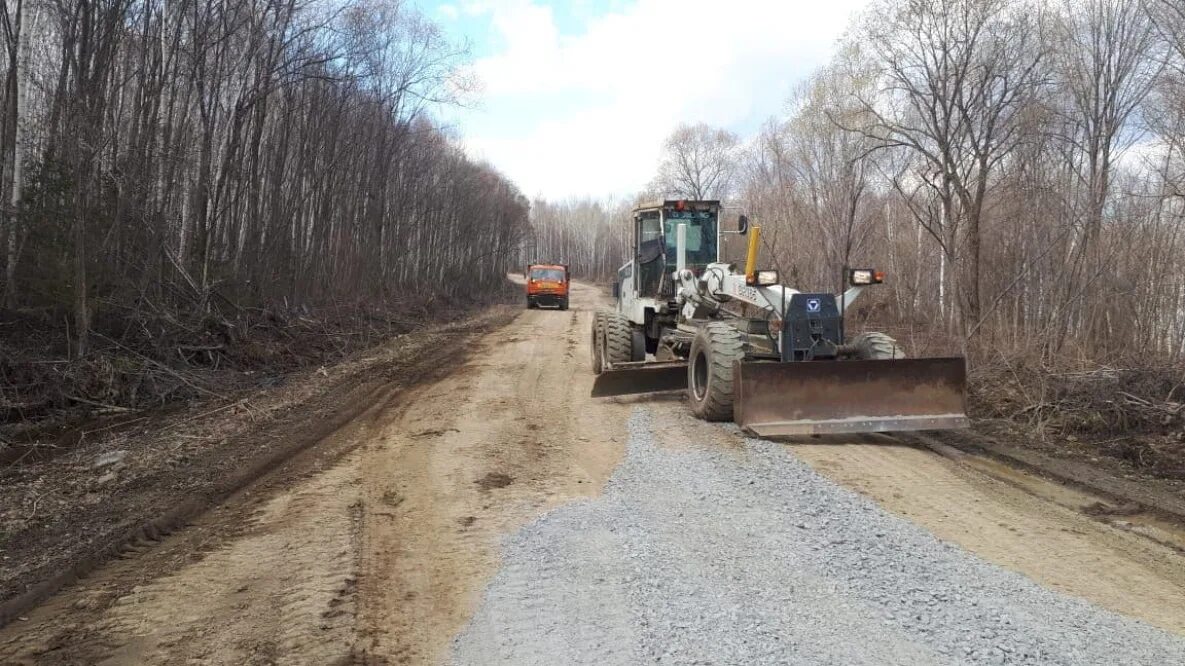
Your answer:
(450, 407), (1185, 665)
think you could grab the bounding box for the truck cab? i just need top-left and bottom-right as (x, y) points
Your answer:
(526, 263), (570, 310)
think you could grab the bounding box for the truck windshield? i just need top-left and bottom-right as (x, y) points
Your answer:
(530, 268), (565, 282)
(664, 210), (718, 266)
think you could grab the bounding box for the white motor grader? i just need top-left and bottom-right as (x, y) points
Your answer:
(590, 200), (968, 437)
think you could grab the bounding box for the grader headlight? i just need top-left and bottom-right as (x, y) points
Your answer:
(754, 270), (779, 286)
(849, 269), (884, 286)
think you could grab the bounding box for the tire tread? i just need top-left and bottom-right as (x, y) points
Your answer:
(689, 322), (745, 421)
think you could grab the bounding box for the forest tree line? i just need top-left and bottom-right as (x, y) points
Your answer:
(531, 0), (1185, 365)
(0, 0), (529, 359)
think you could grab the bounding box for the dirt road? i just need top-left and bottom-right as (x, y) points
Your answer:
(2, 278), (1185, 664)
(0, 279), (625, 665)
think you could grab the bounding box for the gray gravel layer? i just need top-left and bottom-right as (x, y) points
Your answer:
(450, 407), (1185, 665)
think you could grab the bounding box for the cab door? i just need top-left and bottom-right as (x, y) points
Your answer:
(634, 211), (664, 298)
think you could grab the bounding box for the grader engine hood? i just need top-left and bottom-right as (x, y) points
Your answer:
(780, 293), (842, 361)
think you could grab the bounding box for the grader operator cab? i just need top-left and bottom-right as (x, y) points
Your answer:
(590, 200), (968, 437)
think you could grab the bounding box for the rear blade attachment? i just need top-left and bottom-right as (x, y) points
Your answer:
(591, 361), (688, 398)
(733, 357), (968, 437)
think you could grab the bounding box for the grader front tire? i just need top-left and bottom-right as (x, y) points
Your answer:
(849, 332), (905, 360)
(603, 313), (634, 366)
(687, 323), (745, 421)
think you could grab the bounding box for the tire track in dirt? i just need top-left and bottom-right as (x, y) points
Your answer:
(0, 281), (626, 665)
(90, 457), (362, 665)
(0, 448), (368, 666)
(0, 298), (534, 665)
(354, 281), (627, 664)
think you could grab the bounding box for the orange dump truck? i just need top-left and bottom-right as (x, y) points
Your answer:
(526, 263), (570, 310)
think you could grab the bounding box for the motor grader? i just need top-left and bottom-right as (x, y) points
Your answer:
(590, 200), (968, 436)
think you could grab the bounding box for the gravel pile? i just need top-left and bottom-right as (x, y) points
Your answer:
(450, 407), (1185, 665)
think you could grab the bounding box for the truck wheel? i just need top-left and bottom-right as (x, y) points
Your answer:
(591, 312), (607, 374)
(849, 332), (905, 360)
(688, 322), (745, 421)
(560, 297), (569, 311)
(603, 313), (634, 366)
(526, 297), (535, 309)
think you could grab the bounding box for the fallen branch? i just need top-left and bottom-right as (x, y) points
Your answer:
(64, 395), (138, 414)
(92, 333), (227, 401)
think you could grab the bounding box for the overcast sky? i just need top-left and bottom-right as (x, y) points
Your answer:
(415, 0), (872, 200)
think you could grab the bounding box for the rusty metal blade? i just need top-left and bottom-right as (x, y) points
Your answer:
(591, 361), (688, 398)
(733, 358), (968, 437)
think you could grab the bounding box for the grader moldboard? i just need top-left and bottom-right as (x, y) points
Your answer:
(590, 200), (968, 437)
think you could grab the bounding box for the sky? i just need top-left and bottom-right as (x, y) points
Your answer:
(415, 0), (873, 200)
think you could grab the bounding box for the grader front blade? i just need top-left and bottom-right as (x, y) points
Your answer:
(733, 358), (968, 437)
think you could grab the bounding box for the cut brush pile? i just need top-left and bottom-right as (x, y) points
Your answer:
(972, 359), (1185, 480)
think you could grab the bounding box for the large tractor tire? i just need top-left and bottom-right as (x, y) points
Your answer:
(590, 312), (607, 374)
(630, 329), (646, 362)
(849, 332), (905, 360)
(603, 313), (634, 367)
(688, 322), (745, 421)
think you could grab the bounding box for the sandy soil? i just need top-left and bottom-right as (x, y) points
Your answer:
(2, 278), (1184, 664)
(0, 279), (625, 665)
(354, 281), (625, 663)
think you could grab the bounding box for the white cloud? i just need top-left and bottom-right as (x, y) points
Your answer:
(438, 4), (460, 20)
(456, 0), (871, 199)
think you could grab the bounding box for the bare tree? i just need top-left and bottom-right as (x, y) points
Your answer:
(1048, 0), (1165, 349)
(650, 123), (740, 201)
(0, 0), (529, 360)
(528, 198), (632, 281)
(789, 57), (881, 289)
(847, 0), (1047, 336)
(0, 0), (29, 308)
(718, 0), (1185, 366)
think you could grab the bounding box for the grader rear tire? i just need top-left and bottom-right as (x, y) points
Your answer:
(630, 329), (646, 362)
(688, 322), (745, 421)
(849, 332), (905, 360)
(603, 313), (634, 366)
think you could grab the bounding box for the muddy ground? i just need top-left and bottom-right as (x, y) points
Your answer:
(0, 305), (518, 620)
(0, 278), (1184, 664)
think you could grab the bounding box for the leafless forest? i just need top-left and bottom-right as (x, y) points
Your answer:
(0, 0), (528, 424)
(537, 0), (1185, 362)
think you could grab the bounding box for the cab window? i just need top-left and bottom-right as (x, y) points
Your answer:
(530, 268), (565, 282)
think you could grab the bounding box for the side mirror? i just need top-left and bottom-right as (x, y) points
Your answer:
(737, 215), (749, 235)
(612, 282), (621, 299)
